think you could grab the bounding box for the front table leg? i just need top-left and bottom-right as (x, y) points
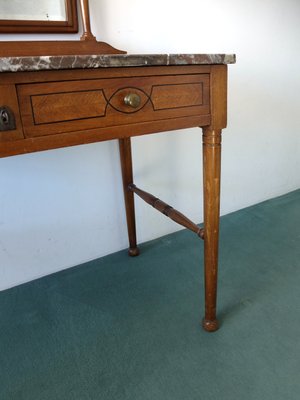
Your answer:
(202, 127), (222, 332)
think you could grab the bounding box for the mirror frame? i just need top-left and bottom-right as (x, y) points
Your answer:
(0, 0), (78, 33)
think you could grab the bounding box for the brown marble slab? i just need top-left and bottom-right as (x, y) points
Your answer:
(0, 53), (235, 73)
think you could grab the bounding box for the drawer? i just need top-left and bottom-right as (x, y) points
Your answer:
(17, 74), (210, 138)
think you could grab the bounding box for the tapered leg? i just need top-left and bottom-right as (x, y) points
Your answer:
(202, 128), (222, 332)
(119, 137), (139, 256)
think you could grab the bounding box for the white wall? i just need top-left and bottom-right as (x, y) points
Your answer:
(0, 0), (299, 290)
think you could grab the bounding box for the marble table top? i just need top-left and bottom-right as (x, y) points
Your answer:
(0, 53), (236, 73)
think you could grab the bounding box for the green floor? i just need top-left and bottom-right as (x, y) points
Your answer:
(1, 190), (300, 400)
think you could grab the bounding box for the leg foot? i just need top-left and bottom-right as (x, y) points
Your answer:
(128, 247), (140, 257)
(202, 318), (219, 332)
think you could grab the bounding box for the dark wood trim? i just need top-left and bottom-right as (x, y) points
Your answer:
(0, 0), (78, 33)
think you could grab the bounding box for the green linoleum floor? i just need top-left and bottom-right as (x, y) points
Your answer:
(1, 189), (300, 400)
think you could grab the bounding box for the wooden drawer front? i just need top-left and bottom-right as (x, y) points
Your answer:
(151, 83), (204, 110)
(17, 74), (210, 138)
(31, 90), (107, 124)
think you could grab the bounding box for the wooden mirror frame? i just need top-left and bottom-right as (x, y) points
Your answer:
(0, 0), (126, 57)
(0, 0), (78, 33)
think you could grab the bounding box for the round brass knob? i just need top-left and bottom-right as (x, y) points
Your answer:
(124, 93), (141, 109)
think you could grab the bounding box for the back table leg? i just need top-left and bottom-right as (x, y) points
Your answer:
(119, 137), (140, 257)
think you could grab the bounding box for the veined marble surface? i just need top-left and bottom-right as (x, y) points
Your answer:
(0, 53), (236, 73)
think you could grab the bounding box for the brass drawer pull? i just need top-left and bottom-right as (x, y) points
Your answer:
(124, 93), (141, 109)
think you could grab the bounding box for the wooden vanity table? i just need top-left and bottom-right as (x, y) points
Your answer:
(0, 0), (235, 332)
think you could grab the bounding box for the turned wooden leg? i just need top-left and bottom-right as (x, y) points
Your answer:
(202, 127), (222, 332)
(119, 137), (139, 257)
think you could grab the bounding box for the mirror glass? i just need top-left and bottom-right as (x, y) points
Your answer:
(0, 0), (67, 21)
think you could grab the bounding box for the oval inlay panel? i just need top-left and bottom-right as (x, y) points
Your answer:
(108, 87), (150, 114)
